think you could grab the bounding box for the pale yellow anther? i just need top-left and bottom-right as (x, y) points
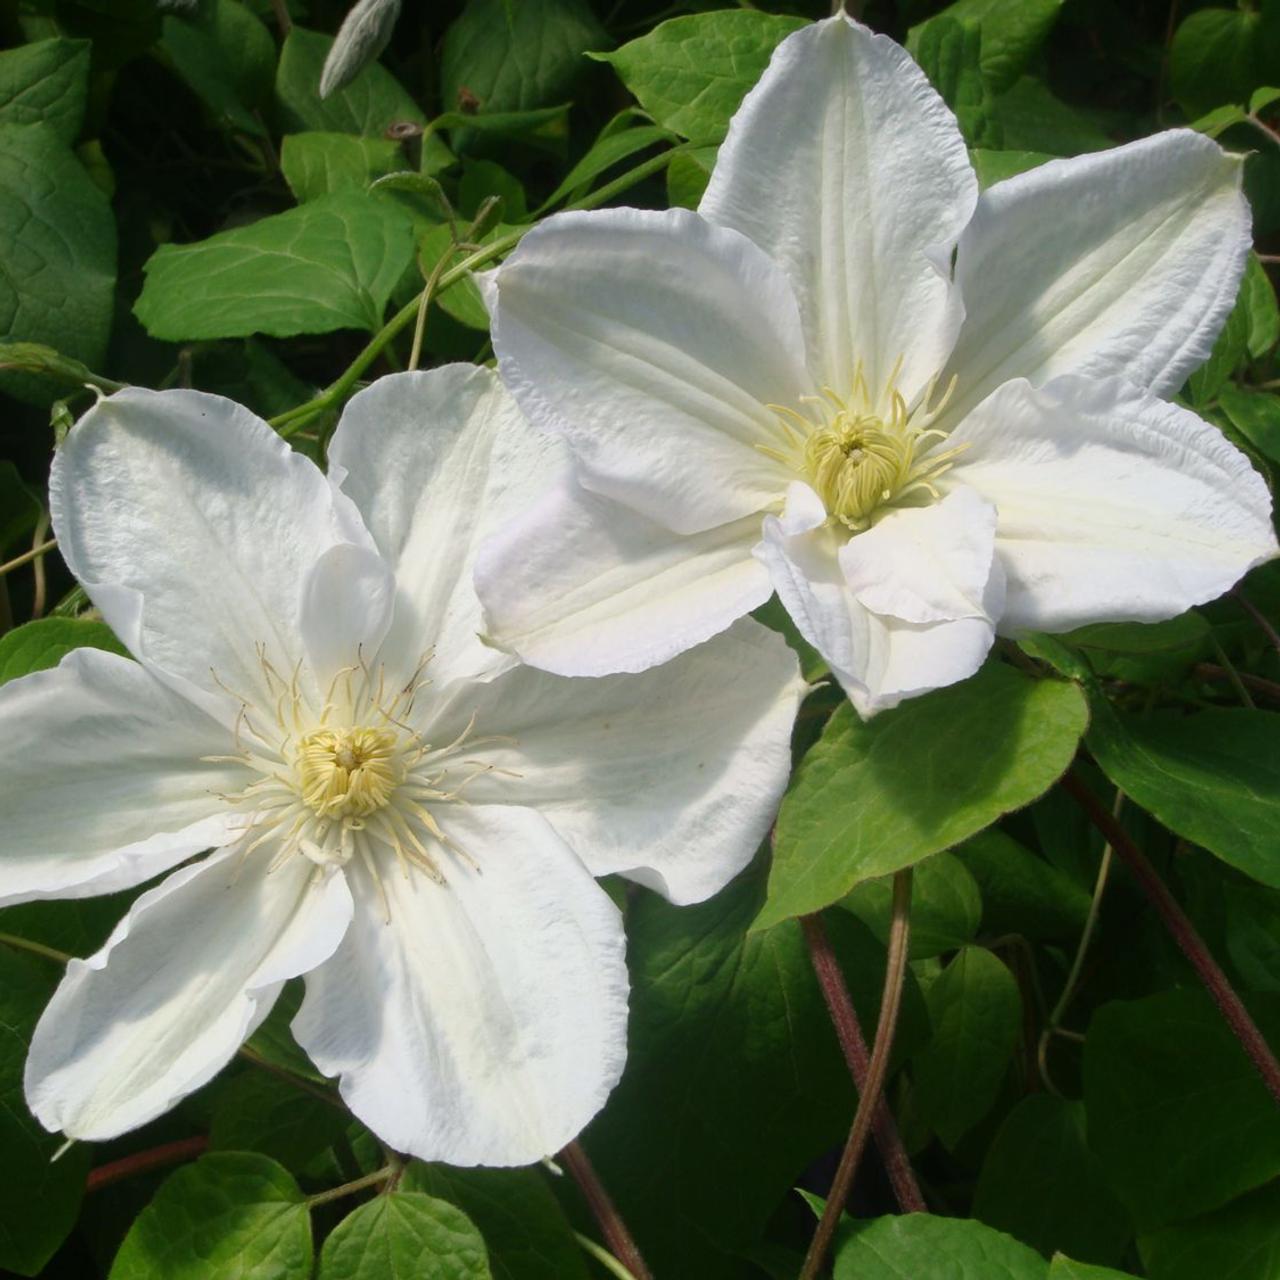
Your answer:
(296, 726), (402, 819)
(761, 356), (966, 532)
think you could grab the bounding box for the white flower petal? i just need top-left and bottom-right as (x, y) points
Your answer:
(475, 475), (770, 677)
(292, 806), (627, 1166)
(25, 847), (353, 1142)
(700, 14), (976, 402)
(491, 206), (808, 534)
(942, 130), (1249, 423)
(945, 375), (1279, 631)
(838, 487), (1003, 624)
(327, 367), (564, 686)
(0, 648), (242, 907)
(299, 542), (396, 689)
(51, 387), (373, 716)
(756, 518), (996, 716)
(433, 619), (804, 905)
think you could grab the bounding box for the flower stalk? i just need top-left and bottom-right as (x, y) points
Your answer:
(800, 869), (914, 1280)
(1060, 769), (1280, 1105)
(800, 912), (925, 1214)
(560, 1141), (653, 1280)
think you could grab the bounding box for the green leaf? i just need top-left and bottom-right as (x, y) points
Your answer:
(0, 617), (128, 687)
(956, 829), (1091, 942)
(280, 132), (404, 202)
(581, 864), (925, 1279)
(910, 945), (1021, 1148)
(208, 1071), (348, 1170)
(0, 122), (116, 400)
(1219, 384), (1280, 464)
(0, 946), (91, 1276)
(970, 147), (1053, 188)
(317, 1192), (491, 1280)
(761, 661), (1088, 928)
(1223, 881), (1280, 992)
(416, 222), (491, 331)
(160, 0), (275, 136)
(979, 76), (1114, 155)
(1064, 613), (1212, 684)
(0, 38), (91, 143)
(1084, 989), (1280, 1231)
(1242, 253), (1280, 358)
(276, 26), (425, 135)
(1087, 704), (1280, 890)
(0, 460), (40, 552)
(441, 0), (607, 114)
(400, 1166), (588, 1280)
(833, 1213), (1047, 1279)
(243, 981), (328, 1084)
(974, 1095), (1131, 1265)
(1171, 7), (1262, 121)
(109, 1152), (312, 1280)
(665, 144), (715, 210)
(135, 193), (414, 339)
(914, 16), (989, 143)
(908, 0), (1063, 95)
(0, 340), (110, 389)
(1188, 289), (1249, 406)
(1188, 103), (1249, 139)
(594, 11), (807, 145)
(1138, 1180), (1280, 1280)
(1048, 1260), (1140, 1280)
(458, 158), (527, 222)
(840, 852), (981, 959)
(537, 123), (671, 213)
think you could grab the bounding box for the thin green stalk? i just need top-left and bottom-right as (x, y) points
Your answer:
(305, 1166), (394, 1209)
(0, 932), (71, 965)
(573, 1232), (638, 1280)
(0, 538), (57, 578)
(267, 146), (684, 439)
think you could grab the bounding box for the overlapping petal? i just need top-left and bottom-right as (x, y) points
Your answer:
(25, 848), (353, 1142)
(292, 805), (627, 1167)
(327, 366), (560, 687)
(491, 206), (807, 534)
(700, 14), (976, 402)
(429, 619), (803, 904)
(756, 509), (997, 716)
(475, 475), (770, 677)
(51, 388), (374, 716)
(0, 648), (241, 907)
(941, 131), (1249, 424)
(944, 375), (1279, 631)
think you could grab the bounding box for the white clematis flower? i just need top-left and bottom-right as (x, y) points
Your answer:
(0, 367), (803, 1165)
(477, 14), (1279, 716)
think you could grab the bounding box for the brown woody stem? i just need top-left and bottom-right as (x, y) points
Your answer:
(560, 1141), (653, 1280)
(1061, 769), (1280, 1105)
(800, 869), (914, 1280)
(800, 912), (926, 1214)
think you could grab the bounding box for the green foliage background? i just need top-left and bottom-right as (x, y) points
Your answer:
(2, 0), (1280, 1277)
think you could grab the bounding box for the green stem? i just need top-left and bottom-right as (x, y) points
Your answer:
(267, 146), (684, 439)
(0, 932), (70, 964)
(305, 1166), (394, 1209)
(573, 1231), (638, 1280)
(0, 538), (57, 579)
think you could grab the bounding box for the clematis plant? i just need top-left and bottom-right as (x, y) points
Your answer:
(476, 13), (1279, 716)
(0, 368), (802, 1165)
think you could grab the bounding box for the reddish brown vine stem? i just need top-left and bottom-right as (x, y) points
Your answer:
(1061, 769), (1280, 1106)
(800, 869), (914, 1280)
(560, 1140), (653, 1280)
(86, 1136), (209, 1193)
(800, 913), (926, 1214)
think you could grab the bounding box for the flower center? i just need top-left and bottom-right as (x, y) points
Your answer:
(203, 647), (503, 912)
(762, 358), (966, 532)
(296, 726), (402, 819)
